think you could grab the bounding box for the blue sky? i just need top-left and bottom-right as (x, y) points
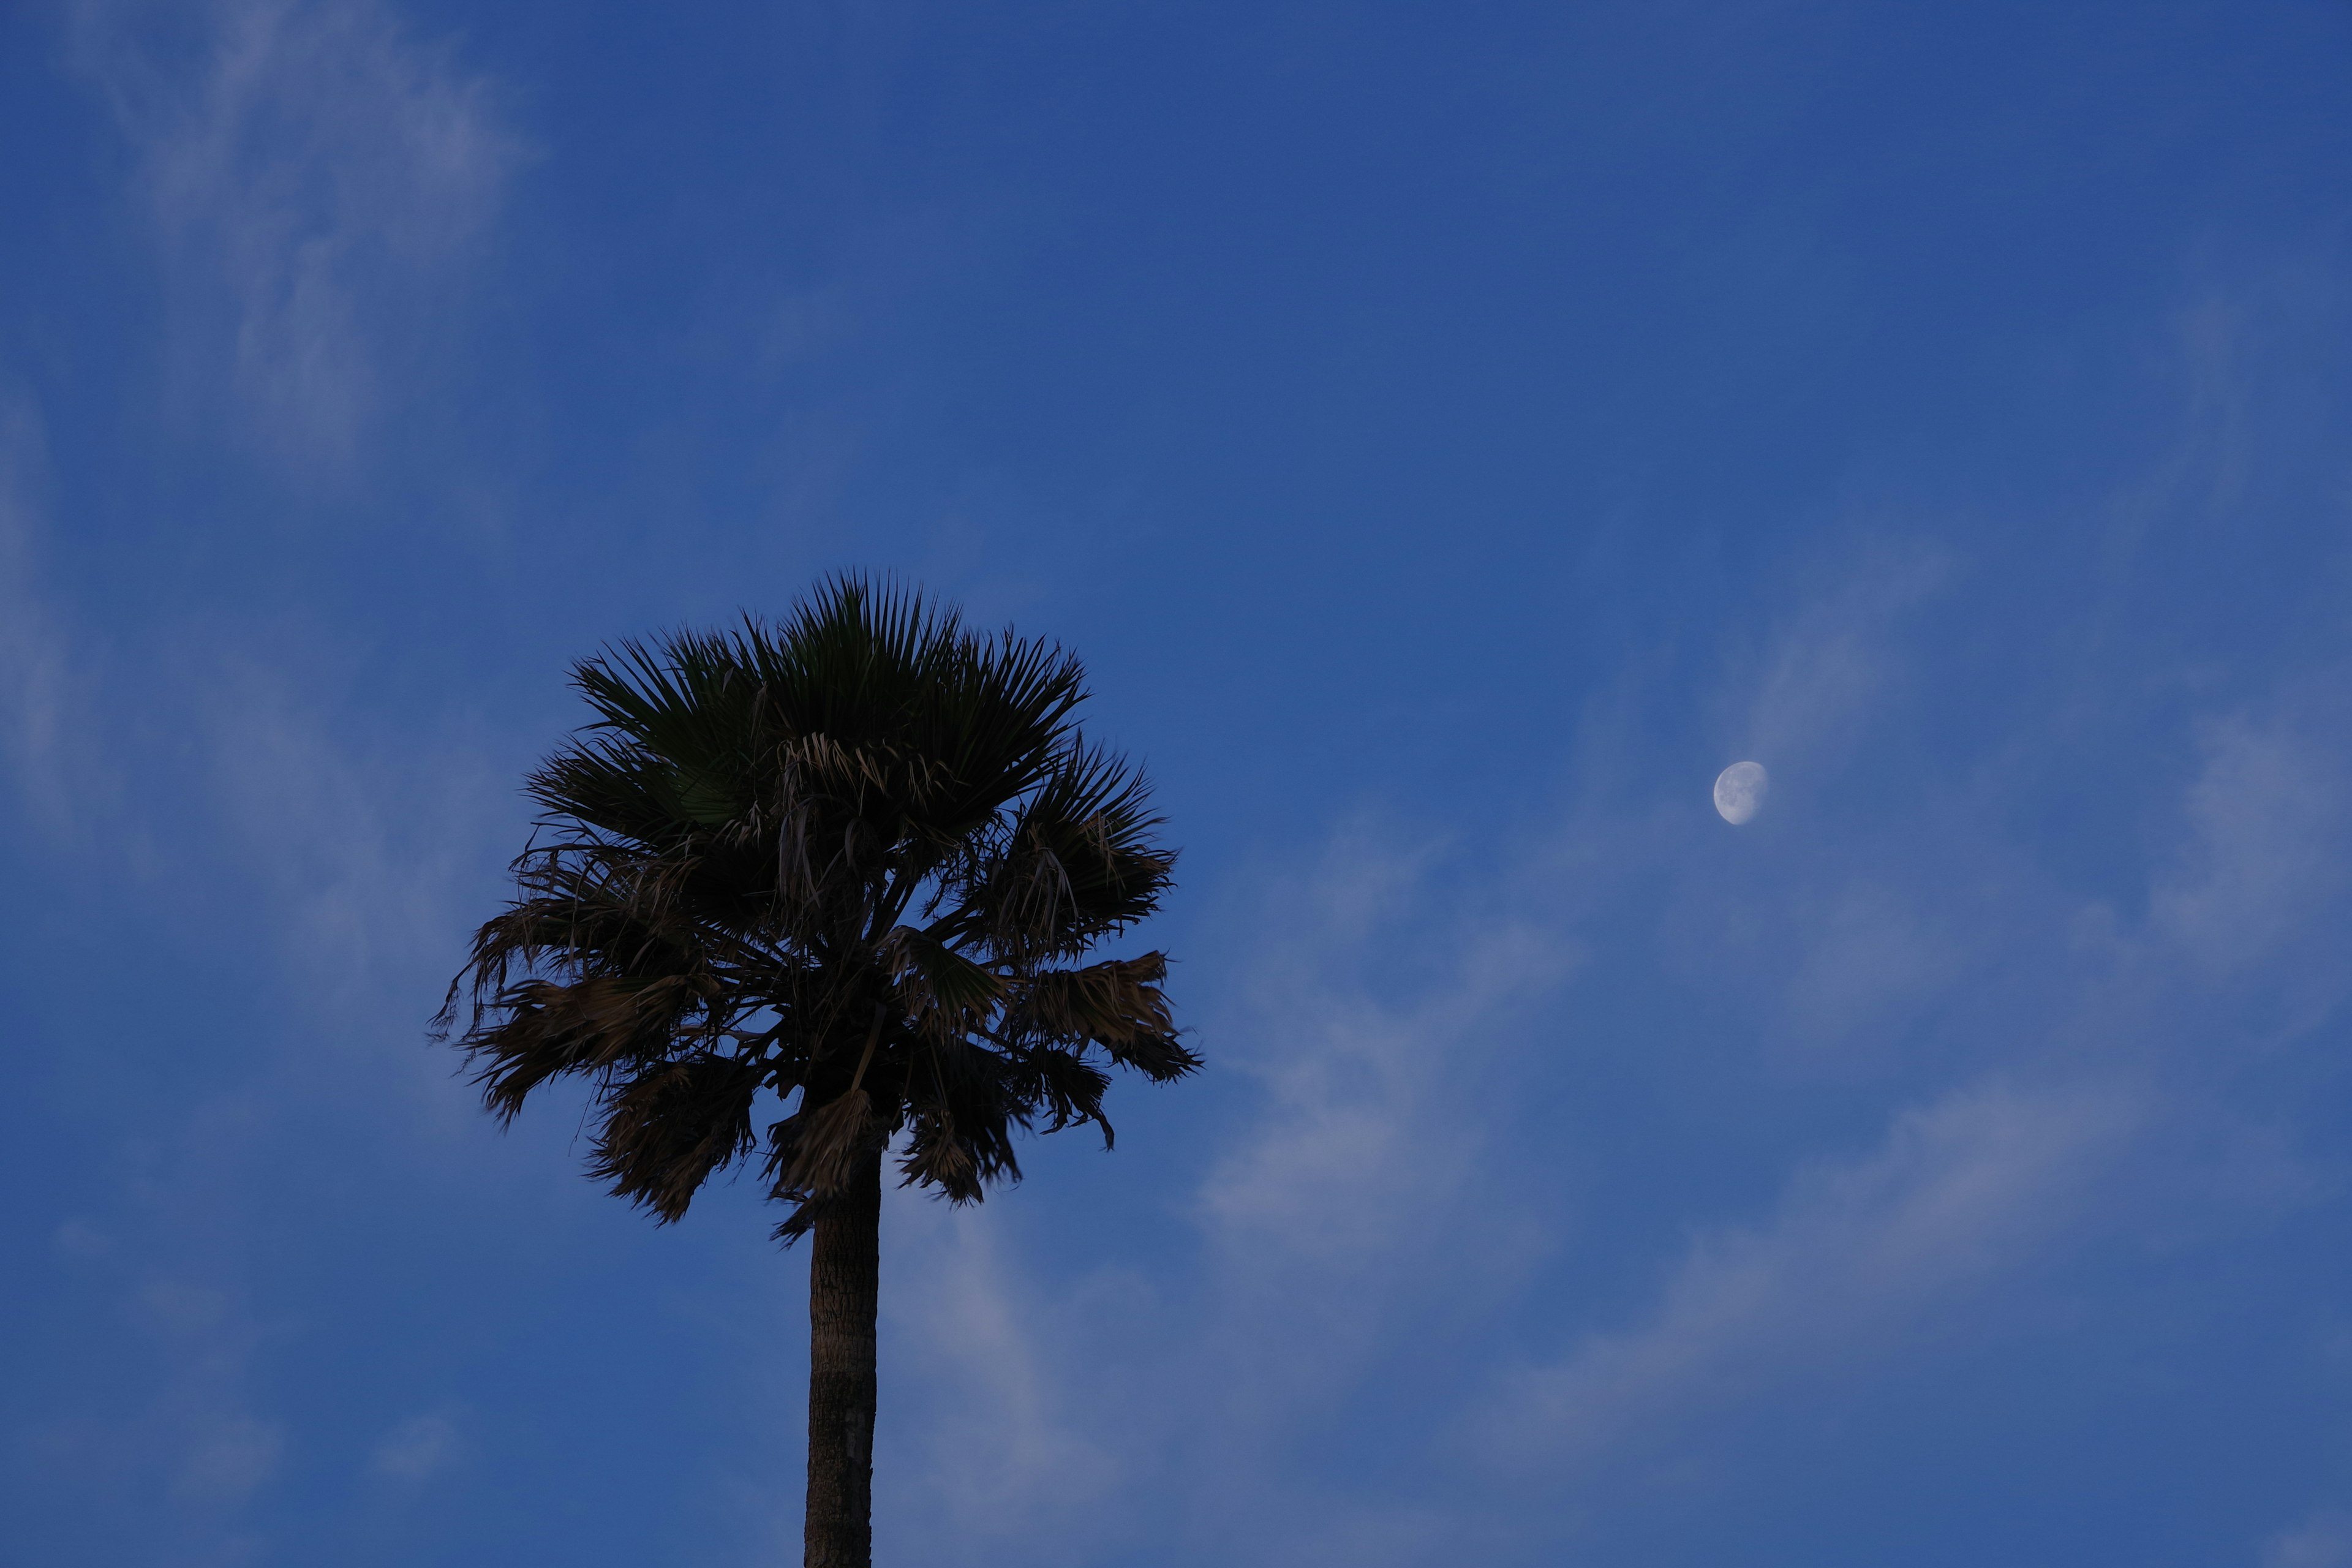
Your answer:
(4, 1), (2351, 1562)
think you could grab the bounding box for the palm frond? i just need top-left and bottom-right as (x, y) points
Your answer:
(438, 572), (1191, 1235)
(894, 1037), (1023, 1202)
(881, 924), (1005, 1028)
(766, 1087), (888, 1203)
(590, 1053), (763, 1221)
(1003, 954), (1197, 1081)
(477, 973), (709, 1103)
(941, 740), (1174, 960)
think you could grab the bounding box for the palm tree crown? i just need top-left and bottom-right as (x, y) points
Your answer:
(434, 575), (1195, 1231)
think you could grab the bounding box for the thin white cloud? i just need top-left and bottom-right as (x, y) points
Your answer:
(859, 821), (1592, 1566)
(853, 502), (2352, 1562)
(1733, 535), (1948, 773)
(172, 1415), (284, 1507)
(0, 394), (94, 835)
(190, 652), (499, 1019)
(67, 0), (527, 466)
(1198, 822), (1580, 1275)
(878, 1196), (1119, 1543)
(370, 1412), (461, 1482)
(0, 490), (511, 1549)
(1781, 877), (1962, 1043)
(2267, 1510), (2352, 1568)
(25, 1251), (291, 1529)
(2154, 691), (2352, 982)
(1478, 1078), (2139, 1475)
(1192, 822), (1584, 1453)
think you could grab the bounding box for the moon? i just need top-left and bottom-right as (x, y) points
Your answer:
(1714, 761), (1768, 824)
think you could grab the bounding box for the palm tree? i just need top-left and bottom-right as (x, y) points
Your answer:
(434, 576), (1194, 1567)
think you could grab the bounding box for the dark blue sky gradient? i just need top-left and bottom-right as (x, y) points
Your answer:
(4, 2), (2351, 1564)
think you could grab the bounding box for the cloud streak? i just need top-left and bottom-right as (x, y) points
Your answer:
(2154, 687), (2352, 985)
(0, 394), (81, 832)
(859, 484), (2352, 1562)
(67, 0), (526, 466)
(1480, 1077), (2141, 1474)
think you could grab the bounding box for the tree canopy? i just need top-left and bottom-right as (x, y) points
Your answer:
(434, 576), (1195, 1237)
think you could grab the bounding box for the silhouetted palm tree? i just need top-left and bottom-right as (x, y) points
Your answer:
(435, 577), (1193, 1567)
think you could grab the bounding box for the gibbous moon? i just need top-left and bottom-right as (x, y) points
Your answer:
(1714, 761), (1768, 824)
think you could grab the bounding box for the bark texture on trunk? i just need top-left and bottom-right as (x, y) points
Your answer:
(805, 1148), (881, 1568)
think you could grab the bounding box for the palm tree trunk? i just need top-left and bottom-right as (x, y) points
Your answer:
(804, 1147), (881, 1568)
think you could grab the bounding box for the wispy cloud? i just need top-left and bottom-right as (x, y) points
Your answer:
(2268, 1510), (2352, 1568)
(1478, 1077), (2141, 1474)
(172, 1412), (284, 1507)
(9, 654), (512, 1550)
(369, 1411), (462, 1482)
(189, 650), (505, 1028)
(0, 393), (102, 838)
(1779, 876), (1964, 1043)
(1198, 823), (1580, 1281)
(2153, 685), (2352, 986)
(33, 1153), (291, 1555)
(859, 820), (1589, 1566)
(878, 1197), (1120, 1542)
(0, 407), (514, 1562)
(67, 0), (526, 467)
(1730, 534), (1948, 772)
(859, 483), (2352, 1561)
